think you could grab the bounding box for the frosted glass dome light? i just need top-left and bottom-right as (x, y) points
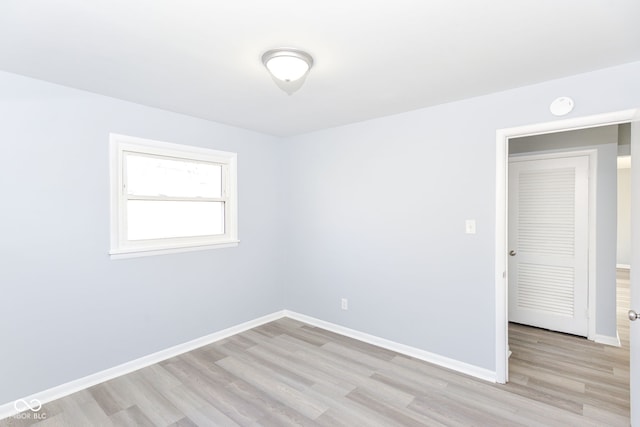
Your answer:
(262, 48), (313, 94)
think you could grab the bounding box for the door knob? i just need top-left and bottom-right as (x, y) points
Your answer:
(509, 250), (517, 256)
(629, 310), (639, 321)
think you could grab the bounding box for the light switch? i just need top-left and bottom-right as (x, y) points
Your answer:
(465, 219), (476, 234)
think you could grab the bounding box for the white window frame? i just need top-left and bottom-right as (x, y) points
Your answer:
(109, 133), (238, 259)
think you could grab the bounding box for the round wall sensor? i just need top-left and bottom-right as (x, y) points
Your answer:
(549, 97), (574, 116)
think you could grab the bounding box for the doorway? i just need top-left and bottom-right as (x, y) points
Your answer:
(494, 111), (639, 427)
(506, 124), (623, 344)
(503, 125), (631, 423)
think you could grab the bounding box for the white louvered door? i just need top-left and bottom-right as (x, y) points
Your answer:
(508, 155), (589, 336)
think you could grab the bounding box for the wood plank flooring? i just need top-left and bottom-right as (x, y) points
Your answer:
(504, 268), (630, 426)
(2, 270), (630, 426)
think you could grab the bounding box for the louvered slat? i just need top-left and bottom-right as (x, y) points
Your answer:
(517, 263), (575, 317)
(516, 167), (577, 318)
(518, 168), (575, 256)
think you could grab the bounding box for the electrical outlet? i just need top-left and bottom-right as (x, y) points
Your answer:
(341, 298), (348, 310)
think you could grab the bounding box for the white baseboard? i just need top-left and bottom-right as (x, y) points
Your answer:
(594, 332), (621, 347)
(0, 310), (286, 421)
(284, 310), (496, 383)
(617, 264), (631, 270)
(1, 308), (498, 421)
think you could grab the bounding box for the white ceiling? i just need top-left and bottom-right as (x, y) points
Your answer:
(1, 1), (639, 136)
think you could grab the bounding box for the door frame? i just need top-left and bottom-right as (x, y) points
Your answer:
(495, 108), (640, 384)
(508, 150), (596, 338)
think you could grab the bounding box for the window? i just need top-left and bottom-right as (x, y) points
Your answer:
(109, 133), (238, 258)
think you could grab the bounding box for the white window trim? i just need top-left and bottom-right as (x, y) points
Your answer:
(109, 133), (238, 259)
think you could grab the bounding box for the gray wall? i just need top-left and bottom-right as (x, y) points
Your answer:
(281, 61), (640, 370)
(0, 71), (283, 405)
(619, 123), (631, 156)
(509, 126), (619, 339)
(2, 60), (640, 405)
(618, 167), (632, 266)
(509, 125), (619, 153)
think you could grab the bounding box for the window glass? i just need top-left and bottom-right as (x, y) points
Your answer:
(127, 200), (224, 240)
(125, 153), (223, 198)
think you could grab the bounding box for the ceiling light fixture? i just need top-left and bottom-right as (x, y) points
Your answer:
(262, 48), (314, 95)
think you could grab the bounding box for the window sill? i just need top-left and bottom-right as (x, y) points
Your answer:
(109, 240), (239, 260)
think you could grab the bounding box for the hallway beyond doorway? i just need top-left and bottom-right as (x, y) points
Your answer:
(507, 268), (630, 426)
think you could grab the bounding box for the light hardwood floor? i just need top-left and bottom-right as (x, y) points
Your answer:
(2, 270), (630, 426)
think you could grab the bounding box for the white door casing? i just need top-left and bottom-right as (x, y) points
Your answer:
(508, 154), (589, 337)
(495, 108), (639, 389)
(630, 120), (639, 426)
